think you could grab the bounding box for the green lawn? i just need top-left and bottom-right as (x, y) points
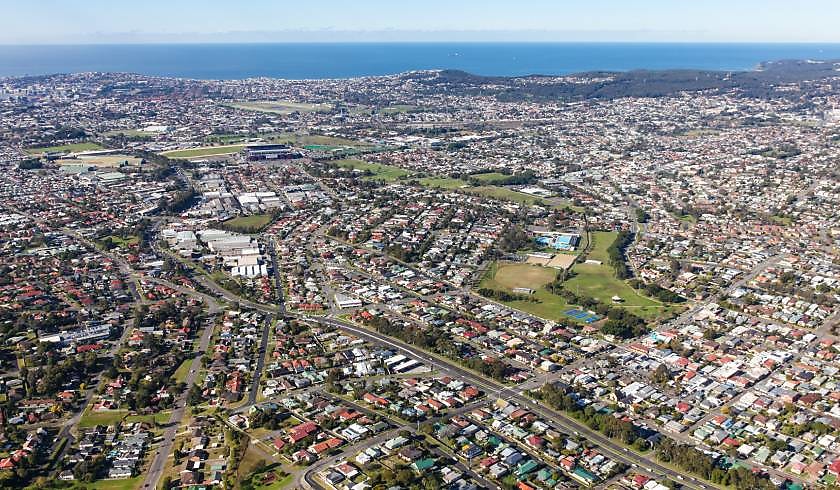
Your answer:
(334, 159), (410, 181)
(479, 230), (676, 321)
(478, 262), (573, 322)
(172, 358), (194, 384)
(585, 231), (618, 263)
(221, 214), (274, 232)
(571, 231), (678, 318)
(769, 215), (793, 225)
(161, 144), (245, 158)
(470, 172), (510, 182)
(101, 235), (139, 249)
(102, 129), (159, 138)
(470, 186), (545, 205)
(78, 408), (129, 428)
(544, 197), (586, 213)
(265, 132), (371, 148)
(379, 104), (419, 114)
(564, 263), (660, 307)
(125, 410), (172, 427)
(243, 463), (293, 490)
(25, 142), (103, 154)
(63, 477), (142, 490)
(418, 176), (467, 189)
(205, 133), (250, 144)
(480, 262), (557, 290)
(577, 231), (590, 253)
(418, 176), (546, 205)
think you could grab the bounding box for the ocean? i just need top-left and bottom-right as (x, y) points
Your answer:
(1, 43), (840, 80)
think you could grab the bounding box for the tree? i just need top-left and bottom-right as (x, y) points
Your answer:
(19, 158), (44, 170)
(652, 364), (671, 385)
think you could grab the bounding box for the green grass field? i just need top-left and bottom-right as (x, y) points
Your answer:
(263, 132), (372, 150)
(78, 408), (129, 428)
(101, 235), (139, 249)
(565, 263), (660, 307)
(480, 262), (557, 290)
(172, 358), (194, 384)
(221, 214), (274, 232)
(503, 289), (575, 323)
(243, 464), (293, 490)
(25, 142), (103, 154)
(60, 154), (142, 168)
(577, 231), (590, 253)
(379, 104), (419, 114)
(161, 144), (245, 159)
(470, 172), (509, 182)
(102, 129), (159, 138)
(125, 410), (172, 427)
(418, 176), (468, 189)
(63, 476), (142, 490)
(478, 229), (678, 321)
(471, 186), (545, 205)
(273, 133), (369, 147)
(226, 100), (332, 114)
(205, 133), (250, 144)
(677, 214), (698, 224)
(769, 215), (793, 225)
(334, 159), (410, 181)
(418, 176), (546, 205)
(572, 231), (678, 318)
(585, 231), (618, 263)
(479, 262), (574, 321)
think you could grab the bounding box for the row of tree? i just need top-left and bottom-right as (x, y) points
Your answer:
(358, 314), (513, 382)
(627, 279), (686, 303)
(477, 287), (537, 303)
(606, 230), (634, 279)
(537, 383), (777, 490)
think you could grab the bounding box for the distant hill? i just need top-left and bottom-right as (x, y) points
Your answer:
(405, 59), (840, 101)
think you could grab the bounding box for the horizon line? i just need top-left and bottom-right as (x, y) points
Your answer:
(4, 40), (840, 47)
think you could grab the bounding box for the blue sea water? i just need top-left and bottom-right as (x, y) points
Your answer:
(1, 43), (840, 80)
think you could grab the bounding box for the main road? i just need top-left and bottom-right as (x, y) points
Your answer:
(315, 316), (710, 490)
(142, 312), (218, 489)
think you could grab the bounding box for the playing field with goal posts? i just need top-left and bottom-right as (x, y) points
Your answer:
(480, 262), (557, 291)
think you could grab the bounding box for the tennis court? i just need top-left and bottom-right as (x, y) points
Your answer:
(564, 309), (601, 323)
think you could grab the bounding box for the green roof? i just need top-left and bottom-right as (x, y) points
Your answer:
(412, 458), (436, 471)
(573, 467), (598, 482)
(517, 460), (539, 476)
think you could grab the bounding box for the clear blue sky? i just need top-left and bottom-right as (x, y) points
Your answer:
(3, 0), (840, 44)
